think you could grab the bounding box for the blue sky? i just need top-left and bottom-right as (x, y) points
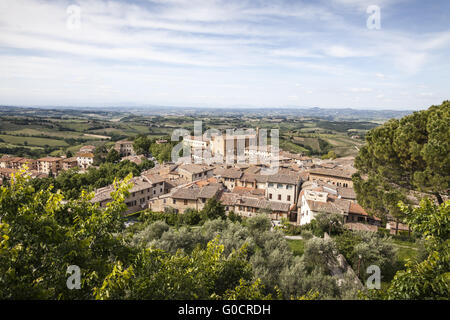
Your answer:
(0, 0), (449, 110)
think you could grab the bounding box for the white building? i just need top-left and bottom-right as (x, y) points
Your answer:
(76, 152), (94, 169)
(266, 173), (301, 205)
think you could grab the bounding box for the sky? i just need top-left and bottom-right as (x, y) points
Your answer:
(0, 0), (449, 110)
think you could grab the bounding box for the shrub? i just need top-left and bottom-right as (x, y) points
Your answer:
(301, 230), (313, 240)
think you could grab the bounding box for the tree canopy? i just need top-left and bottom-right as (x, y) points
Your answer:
(353, 101), (450, 222)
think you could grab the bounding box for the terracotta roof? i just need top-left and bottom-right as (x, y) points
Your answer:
(345, 223), (378, 232)
(215, 167), (243, 179)
(239, 173), (269, 183)
(220, 193), (291, 212)
(38, 157), (62, 162)
(77, 153), (94, 158)
(195, 177), (218, 187)
(309, 168), (354, 179)
(18, 158), (37, 163)
(198, 185), (221, 199)
(171, 184), (221, 200)
(178, 164), (214, 174)
(172, 186), (200, 200)
(92, 177), (152, 203)
(243, 166), (262, 174)
(267, 172), (302, 185)
(143, 173), (165, 185)
(337, 187), (356, 199)
(231, 186), (266, 197)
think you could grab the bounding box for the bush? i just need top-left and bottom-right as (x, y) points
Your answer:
(334, 231), (398, 281)
(227, 211), (242, 223)
(182, 209), (203, 226)
(301, 230), (313, 240)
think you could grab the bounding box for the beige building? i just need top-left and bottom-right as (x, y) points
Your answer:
(177, 164), (214, 182)
(92, 174), (167, 215)
(308, 168), (355, 188)
(183, 135), (209, 149)
(38, 157), (63, 175)
(266, 173), (302, 205)
(220, 192), (293, 221)
(149, 184), (222, 213)
(114, 140), (135, 157)
(62, 157), (79, 171)
(0, 156), (38, 171)
(76, 152), (94, 169)
(210, 132), (258, 160)
(214, 167), (243, 190)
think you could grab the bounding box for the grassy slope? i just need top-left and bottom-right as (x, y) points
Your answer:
(287, 239), (305, 257)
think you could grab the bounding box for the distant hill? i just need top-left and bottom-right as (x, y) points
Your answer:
(0, 105), (413, 121)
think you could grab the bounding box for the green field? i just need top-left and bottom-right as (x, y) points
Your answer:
(287, 239), (305, 257)
(0, 107), (380, 159)
(0, 134), (69, 147)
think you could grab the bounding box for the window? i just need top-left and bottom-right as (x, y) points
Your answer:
(184, 199), (188, 205)
(268, 183), (274, 187)
(287, 195), (291, 201)
(278, 194), (281, 200)
(269, 193), (272, 199)
(173, 199), (176, 204)
(277, 184), (283, 189)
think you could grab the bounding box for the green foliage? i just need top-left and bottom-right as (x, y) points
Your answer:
(149, 141), (174, 163)
(201, 197), (226, 220)
(133, 135), (152, 156)
(335, 231), (398, 281)
(0, 168), (133, 299)
(312, 212), (345, 237)
(105, 149), (120, 164)
(182, 208), (204, 225)
(31, 160), (151, 199)
(354, 101), (450, 224)
(321, 150), (337, 160)
(301, 230), (313, 240)
(386, 199), (449, 299)
(101, 237), (260, 300)
(244, 214), (272, 234)
(227, 210), (242, 223)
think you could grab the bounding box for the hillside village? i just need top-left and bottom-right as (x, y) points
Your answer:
(1, 130), (407, 235)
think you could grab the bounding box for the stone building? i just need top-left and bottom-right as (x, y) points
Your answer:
(149, 184), (222, 213)
(308, 168), (355, 188)
(114, 140), (135, 157)
(38, 157), (63, 175)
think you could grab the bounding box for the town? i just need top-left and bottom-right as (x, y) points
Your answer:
(0, 129), (406, 235)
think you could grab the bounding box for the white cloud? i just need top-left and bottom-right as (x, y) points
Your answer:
(0, 0), (448, 109)
(349, 88), (373, 93)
